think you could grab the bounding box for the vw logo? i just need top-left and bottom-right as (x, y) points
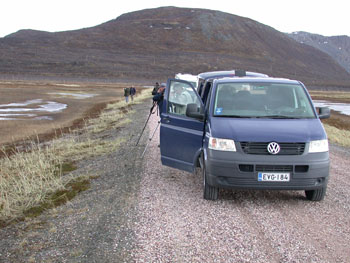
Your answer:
(267, 142), (281, 155)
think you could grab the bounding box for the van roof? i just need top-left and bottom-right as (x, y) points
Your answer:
(198, 70), (268, 80)
(215, 77), (301, 85)
(175, 73), (197, 82)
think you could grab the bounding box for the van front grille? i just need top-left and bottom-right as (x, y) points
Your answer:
(240, 142), (305, 155)
(238, 165), (308, 173)
(255, 165), (293, 172)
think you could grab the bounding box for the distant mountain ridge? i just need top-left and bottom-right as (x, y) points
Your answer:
(1, 7), (350, 87)
(287, 31), (350, 74)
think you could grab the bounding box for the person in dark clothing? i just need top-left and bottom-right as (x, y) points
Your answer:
(124, 87), (130, 103)
(130, 86), (136, 102)
(152, 83), (166, 114)
(152, 82), (160, 95)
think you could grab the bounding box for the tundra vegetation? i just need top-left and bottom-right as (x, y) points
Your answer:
(0, 88), (151, 226)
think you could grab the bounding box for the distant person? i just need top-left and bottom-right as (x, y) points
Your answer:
(124, 87), (130, 103)
(152, 82), (160, 95)
(130, 86), (136, 102)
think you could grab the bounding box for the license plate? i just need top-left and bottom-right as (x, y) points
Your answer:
(258, 172), (290, 182)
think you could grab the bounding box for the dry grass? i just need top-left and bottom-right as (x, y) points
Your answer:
(0, 143), (65, 223)
(322, 110), (350, 131)
(310, 90), (350, 147)
(0, 88), (152, 225)
(87, 88), (151, 134)
(324, 124), (350, 148)
(310, 90), (350, 103)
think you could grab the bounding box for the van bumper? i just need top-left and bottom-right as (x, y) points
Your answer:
(204, 150), (330, 190)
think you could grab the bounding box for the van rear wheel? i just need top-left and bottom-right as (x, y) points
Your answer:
(203, 165), (218, 200)
(305, 186), (327, 201)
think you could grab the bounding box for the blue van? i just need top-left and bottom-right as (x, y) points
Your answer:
(159, 76), (331, 201)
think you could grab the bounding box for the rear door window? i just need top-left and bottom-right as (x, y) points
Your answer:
(168, 81), (200, 116)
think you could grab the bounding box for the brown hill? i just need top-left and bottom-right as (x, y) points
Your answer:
(1, 6), (350, 87)
(287, 31), (350, 74)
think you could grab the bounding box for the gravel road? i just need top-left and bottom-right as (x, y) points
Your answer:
(134, 107), (350, 262)
(1, 100), (350, 262)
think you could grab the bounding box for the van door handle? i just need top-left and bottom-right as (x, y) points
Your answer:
(163, 117), (170, 123)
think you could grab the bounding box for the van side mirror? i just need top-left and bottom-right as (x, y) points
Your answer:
(318, 107), (330, 119)
(186, 103), (204, 121)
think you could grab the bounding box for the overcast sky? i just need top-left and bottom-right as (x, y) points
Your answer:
(1, 0), (349, 38)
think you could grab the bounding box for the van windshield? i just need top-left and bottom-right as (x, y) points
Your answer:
(213, 82), (316, 118)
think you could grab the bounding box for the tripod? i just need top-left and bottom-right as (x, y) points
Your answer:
(141, 120), (160, 158)
(135, 102), (157, 146)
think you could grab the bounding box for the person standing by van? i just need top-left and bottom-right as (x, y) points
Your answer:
(124, 87), (130, 103)
(153, 83), (166, 114)
(152, 82), (160, 95)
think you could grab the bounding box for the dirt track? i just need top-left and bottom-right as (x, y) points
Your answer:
(0, 100), (349, 262)
(133, 112), (350, 262)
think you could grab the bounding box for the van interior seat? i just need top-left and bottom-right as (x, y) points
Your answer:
(234, 90), (253, 110)
(267, 88), (294, 110)
(216, 86), (235, 109)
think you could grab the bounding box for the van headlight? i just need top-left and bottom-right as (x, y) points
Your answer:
(209, 137), (236, 152)
(309, 139), (329, 153)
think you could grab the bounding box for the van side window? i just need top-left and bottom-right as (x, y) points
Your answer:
(202, 82), (212, 106)
(168, 81), (197, 116)
(198, 82), (204, 97)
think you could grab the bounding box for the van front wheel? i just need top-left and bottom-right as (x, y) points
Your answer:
(203, 165), (218, 200)
(305, 186), (327, 201)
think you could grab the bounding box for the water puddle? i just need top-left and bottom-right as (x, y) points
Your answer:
(54, 84), (81, 87)
(314, 100), (350, 116)
(0, 91), (98, 121)
(0, 99), (67, 121)
(0, 101), (67, 113)
(49, 92), (97, 99)
(0, 99), (44, 107)
(34, 116), (53, 120)
(0, 113), (36, 117)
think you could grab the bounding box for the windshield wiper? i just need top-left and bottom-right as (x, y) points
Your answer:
(216, 115), (251, 118)
(217, 115), (303, 119)
(257, 115), (301, 119)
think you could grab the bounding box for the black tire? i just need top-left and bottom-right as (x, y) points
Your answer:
(305, 186), (327, 201)
(203, 164), (219, 201)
